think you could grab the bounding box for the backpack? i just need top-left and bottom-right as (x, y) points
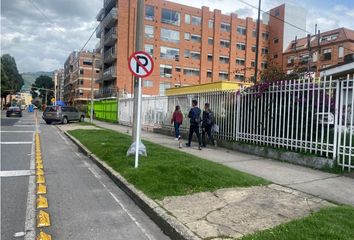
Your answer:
(206, 111), (215, 126)
(190, 108), (201, 125)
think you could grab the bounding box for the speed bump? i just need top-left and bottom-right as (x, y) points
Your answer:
(36, 231), (52, 240)
(37, 210), (51, 227)
(36, 169), (44, 176)
(37, 184), (47, 194)
(36, 195), (48, 209)
(36, 175), (45, 184)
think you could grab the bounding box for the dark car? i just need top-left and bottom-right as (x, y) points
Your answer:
(42, 106), (85, 124)
(6, 106), (22, 117)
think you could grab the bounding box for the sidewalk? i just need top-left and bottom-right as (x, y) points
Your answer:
(93, 120), (354, 206)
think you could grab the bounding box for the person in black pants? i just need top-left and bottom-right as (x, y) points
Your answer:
(202, 103), (215, 147)
(186, 99), (202, 150)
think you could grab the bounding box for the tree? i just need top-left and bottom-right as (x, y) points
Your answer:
(1, 54), (24, 106)
(31, 75), (54, 106)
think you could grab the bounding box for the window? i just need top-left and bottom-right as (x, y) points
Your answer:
(287, 56), (295, 64)
(160, 64), (172, 78)
(143, 80), (153, 87)
(252, 29), (256, 37)
(185, 14), (190, 24)
(175, 66), (181, 72)
(144, 25), (154, 39)
(207, 70), (212, 78)
(79, 90), (84, 96)
(144, 44), (153, 56)
(145, 5), (154, 20)
(219, 72), (229, 80)
(79, 79), (84, 85)
(83, 59), (92, 65)
(273, 54), (278, 59)
(160, 28), (180, 43)
(160, 46), (179, 60)
(274, 8), (280, 16)
(220, 39), (230, 48)
(190, 51), (201, 60)
(273, 38), (279, 44)
(184, 49), (190, 58)
(251, 60), (255, 67)
(219, 55), (230, 64)
(320, 34), (338, 42)
(261, 48), (269, 54)
(237, 26), (246, 35)
(338, 46), (344, 58)
(161, 8), (181, 26)
(221, 22), (231, 32)
(236, 42), (246, 50)
(323, 48), (332, 60)
(261, 61), (268, 69)
(96, 70), (100, 73)
(251, 45), (256, 52)
(312, 51), (318, 62)
(207, 54), (213, 61)
(183, 67), (200, 76)
(300, 54), (309, 64)
(208, 19), (214, 28)
(79, 69), (84, 74)
(262, 32), (269, 40)
(236, 58), (245, 65)
(184, 32), (190, 40)
(208, 37), (213, 45)
(235, 74), (245, 81)
(191, 16), (201, 26)
(159, 83), (171, 96)
(191, 34), (201, 43)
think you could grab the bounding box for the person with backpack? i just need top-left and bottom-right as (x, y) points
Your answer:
(171, 105), (183, 140)
(186, 99), (202, 150)
(201, 103), (216, 147)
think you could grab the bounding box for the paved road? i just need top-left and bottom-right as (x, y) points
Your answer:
(1, 110), (36, 240)
(1, 110), (169, 240)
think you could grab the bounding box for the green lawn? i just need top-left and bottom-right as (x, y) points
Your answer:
(241, 206), (354, 240)
(68, 129), (269, 199)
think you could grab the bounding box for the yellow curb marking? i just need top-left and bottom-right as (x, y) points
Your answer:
(37, 184), (47, 194)
(36, 169), (44, 176)
(36, 175), (45, 184)
(36, 231), (52, 240)
(36, 163), (44, 169)
(36, 195), (48, 209)
(36, 159), (43, 164)
(37, 210), (51, 227)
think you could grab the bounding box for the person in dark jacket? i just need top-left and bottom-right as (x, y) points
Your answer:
(171, 105), (183, 140)
(201, 103), (215, 147)
(186, 99), (202, 150)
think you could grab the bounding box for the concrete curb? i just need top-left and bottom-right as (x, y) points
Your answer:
(61, 129), (200, 240)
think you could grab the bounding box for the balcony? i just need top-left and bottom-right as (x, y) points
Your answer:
(104, 27), (117, 46)
(102, 65), (116, 81)
(101, 7), (117, 29)
(96, 8), (104, 21)
(95, 41), (101, 52)
(94, 87), (119, 99)
(96, 23), (103, 38)
(104, 0), (116, 11)
(103, 46), (116, 63)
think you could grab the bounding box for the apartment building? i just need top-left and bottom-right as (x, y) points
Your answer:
(53, 69), (64, 102)
(63, 51), (101, 106)
(282, 28), (354, 76)
(96, 0), (271, 96)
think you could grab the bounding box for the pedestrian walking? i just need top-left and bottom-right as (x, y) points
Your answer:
(201, 103), (216, 147)
(171, 105), (183, 140)
(186, 99), (202, 150)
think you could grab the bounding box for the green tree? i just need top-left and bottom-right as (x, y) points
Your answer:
(1, 54), (24, 106)
(31, 75), (54, 106)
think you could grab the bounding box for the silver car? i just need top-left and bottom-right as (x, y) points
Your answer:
(42, 106), (85, 124)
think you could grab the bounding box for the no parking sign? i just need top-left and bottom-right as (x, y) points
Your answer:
(128, 51), (154, 78)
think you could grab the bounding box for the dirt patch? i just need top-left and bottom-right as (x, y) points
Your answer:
(56, 124), (102, 132)
(159, 184), (334, 239)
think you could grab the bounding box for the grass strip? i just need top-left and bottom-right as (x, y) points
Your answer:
(69, 129), (269, 199)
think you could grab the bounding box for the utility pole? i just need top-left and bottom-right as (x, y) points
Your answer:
(254, 0), (261, 84)
(132, 0), (144, 139)
(90, 52), (95, 123)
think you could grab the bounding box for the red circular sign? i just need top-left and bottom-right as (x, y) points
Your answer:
(128, 51), (154, 78)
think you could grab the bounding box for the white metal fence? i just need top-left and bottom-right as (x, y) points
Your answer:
(118, 77), (354, 171)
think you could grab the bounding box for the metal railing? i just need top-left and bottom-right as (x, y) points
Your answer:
(94, 87), (119, 99)
(102, 65), (116, 80)
(103, 46), (116, 63)
(104, 27), (117, 46)
(101, 7), (117, 29)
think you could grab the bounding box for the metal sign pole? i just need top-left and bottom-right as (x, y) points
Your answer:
(135, 77), (142, 168)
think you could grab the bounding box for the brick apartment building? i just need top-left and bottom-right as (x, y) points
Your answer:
(96, 0), (277, 96)
(63, 51), (101, 106)
(53, 69), (64, 102)
(282, 28), (354, 76)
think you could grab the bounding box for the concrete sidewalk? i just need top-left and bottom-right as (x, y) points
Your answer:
(92, 120), (354, 206)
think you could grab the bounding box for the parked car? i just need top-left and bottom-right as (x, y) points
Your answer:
(42, 106), (85, 124)
(6, 106), (22, 117)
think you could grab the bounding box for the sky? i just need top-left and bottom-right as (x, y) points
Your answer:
(1, 0), (354, 73)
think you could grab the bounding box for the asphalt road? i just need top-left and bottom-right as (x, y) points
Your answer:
(1, 110), (36, 240)
(1, 110), (169, 240)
